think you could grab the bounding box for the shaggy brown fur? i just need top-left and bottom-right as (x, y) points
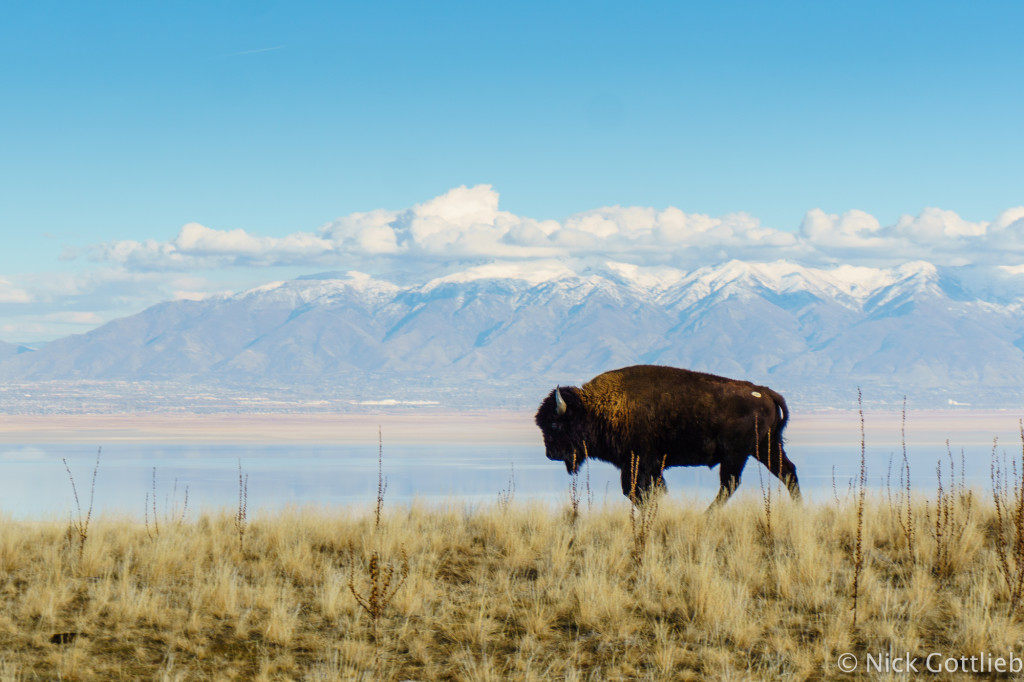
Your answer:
(535, 365), (800, 507)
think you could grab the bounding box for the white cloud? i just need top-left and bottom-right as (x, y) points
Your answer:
(41, 311), (104, 326)
(0, 279), (33, 304)
(800, 209), (882, 244)
(891, 208), (986, 240)
(0, 268), (233, 342)
(7, 187), (1024, 343)
(94, 222), (335, 270)
(351, 400), (441, 406)
(82, 185), (1024, 274)
(88, 185), (804, 272)
(174, 222), (333, 259)
(993, 207), (1024, 231)
(414, 184), (500, 226)
(799, 205), (1024, 265)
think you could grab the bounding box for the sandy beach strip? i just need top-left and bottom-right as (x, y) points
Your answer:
(0, 411), (541, 445)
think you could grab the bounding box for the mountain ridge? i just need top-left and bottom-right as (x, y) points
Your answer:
(3, 259), (1024, 411)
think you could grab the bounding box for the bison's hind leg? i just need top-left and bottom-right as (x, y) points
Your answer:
(707, 457), (747, 511)
(782, 458), (802, 501)
(754, 436), (801, 502)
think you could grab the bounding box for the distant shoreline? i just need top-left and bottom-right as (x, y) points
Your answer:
(1, 408), (1021, 446)
(0, 411), (541, 444)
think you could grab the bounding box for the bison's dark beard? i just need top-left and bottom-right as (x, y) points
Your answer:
(564, 454), (584, 475)
(545, 446), (584, 474)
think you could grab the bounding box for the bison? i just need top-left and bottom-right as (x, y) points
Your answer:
(535, 364), (800, 508)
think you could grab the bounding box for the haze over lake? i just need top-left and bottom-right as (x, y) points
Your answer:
(1, 410), (1021, 519)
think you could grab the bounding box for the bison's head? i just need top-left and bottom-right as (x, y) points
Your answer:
(535, 386), (586, 474)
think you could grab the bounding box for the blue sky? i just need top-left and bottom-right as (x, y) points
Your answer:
(1, 1), (1023, 341)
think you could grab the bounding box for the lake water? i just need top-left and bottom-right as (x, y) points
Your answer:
(1, 410), (1022, 519)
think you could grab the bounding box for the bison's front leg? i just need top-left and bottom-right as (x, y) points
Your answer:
(620, 463), (666, 502)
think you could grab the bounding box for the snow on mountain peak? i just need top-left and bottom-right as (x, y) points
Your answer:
(661, 259), (929, 310)
(894, 261), (940, 280)
(234, 271), (400, 306)
(224, 259), (968, 315)
(592, 261), (686, 291)
(241, 281), (287, 295)
(422, 260), (576, 289)
(6, 256), (1024, 410)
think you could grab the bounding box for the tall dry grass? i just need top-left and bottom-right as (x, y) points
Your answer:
(0, 488), (1022, 679)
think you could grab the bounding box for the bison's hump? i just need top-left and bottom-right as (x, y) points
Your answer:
(579, 364), (769, 426)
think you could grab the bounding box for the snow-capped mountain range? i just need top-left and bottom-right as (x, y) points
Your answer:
(3, 259), (1024, 411)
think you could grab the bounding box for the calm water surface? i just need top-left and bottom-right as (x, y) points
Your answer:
(2, 438), (1015, 518)
(1, 411), (1021, 518)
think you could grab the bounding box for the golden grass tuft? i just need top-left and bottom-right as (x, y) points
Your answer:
(0, 491), (1022, 679)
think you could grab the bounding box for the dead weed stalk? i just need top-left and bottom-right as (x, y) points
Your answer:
(145, 467), (190, 540)
(926, 442), (973, 579)
(629, 451), (666, 569)
(348, 427), (409, 677)
(497, 463), (515, 512)
(992, 425), (1024, 617)
(235, 459), (249, 553)
(62, 446), (100, 563)
(569, 449), (581, 527)
(885, 397), (916, 561)
(755, 414), (776, 548)
(851, 389), (867, 628)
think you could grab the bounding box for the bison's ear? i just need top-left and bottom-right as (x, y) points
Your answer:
(555, 387), (567, 416)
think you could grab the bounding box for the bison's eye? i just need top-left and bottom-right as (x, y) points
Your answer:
(550, 422), (561, 431)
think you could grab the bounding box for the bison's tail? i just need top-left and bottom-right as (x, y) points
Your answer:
(765, 388), (789, 443)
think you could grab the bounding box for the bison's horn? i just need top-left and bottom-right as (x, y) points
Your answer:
(555, 387), (567, 415)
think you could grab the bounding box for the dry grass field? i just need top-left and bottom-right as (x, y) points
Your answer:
(2, 444), (1024, 682)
